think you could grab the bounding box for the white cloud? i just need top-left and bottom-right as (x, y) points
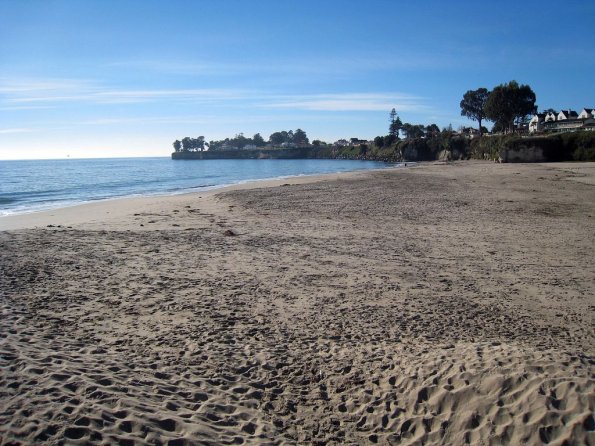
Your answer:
(0, 77), (248, 105)
(265, 93), (430, 112)
(0, 77), (431, 114)
(91, 88), (246, 104)
(0, 128), (38, 134)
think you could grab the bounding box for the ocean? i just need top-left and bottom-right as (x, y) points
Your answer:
(0, 157), (394, 216)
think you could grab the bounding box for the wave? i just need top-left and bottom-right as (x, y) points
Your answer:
(0, 196), (18, 205)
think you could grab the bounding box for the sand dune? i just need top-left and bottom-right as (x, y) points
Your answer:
(1, 161), (594, 445)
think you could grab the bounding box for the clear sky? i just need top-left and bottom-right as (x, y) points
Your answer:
(1, 0), (593, 160)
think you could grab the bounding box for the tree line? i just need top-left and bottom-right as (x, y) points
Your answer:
(173, 129), (310, 152)
(460, 80), (536, 135)
(373, 109), (444, 148)
(373, 80), (536, 147)
(172, 80), (537, 154)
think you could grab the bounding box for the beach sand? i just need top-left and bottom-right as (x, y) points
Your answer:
(1, 161), (593, 445)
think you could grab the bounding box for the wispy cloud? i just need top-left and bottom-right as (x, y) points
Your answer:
(0, 105), (56, 111)
(265, 93), (430, 112)
(105, 52), (453, 79)
(0, 78), (93, 94)
(0, 128), (38, 134)
(0, 77), (430, 113)
(79, 115), (219, 126)
(105, 60), (247, 76)
(0, 78), (248, 105)
(92, 88), (246, 104)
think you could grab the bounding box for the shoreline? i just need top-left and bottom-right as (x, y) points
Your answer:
(0, 163), (407, 231)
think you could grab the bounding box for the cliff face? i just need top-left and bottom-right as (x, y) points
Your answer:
(172, 133), (595, 163)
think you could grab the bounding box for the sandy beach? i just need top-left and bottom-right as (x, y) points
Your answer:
(1, 161), (593, 445)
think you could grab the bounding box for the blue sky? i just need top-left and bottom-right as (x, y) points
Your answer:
(0, 0), (593, 159)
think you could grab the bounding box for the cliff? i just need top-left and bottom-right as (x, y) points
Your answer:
(172, 147), (332, 160)
(172, 132), (595, 163)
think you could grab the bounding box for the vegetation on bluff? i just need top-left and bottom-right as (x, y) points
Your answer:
(173, 129), (310, 153)
(172, 132), (595, 163)
(173, 79), (594, 162)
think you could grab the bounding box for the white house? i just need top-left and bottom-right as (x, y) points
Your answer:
(545, 111), (558, 122)
(530, 107), (595, 133)
(528, 113), (546, 133)
(557, 110), (578, 120)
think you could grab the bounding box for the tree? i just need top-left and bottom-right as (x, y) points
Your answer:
(269, 132), (285, 145)
(173, 140), (181, 152)
(374, 136), (385, 148)
(402, 123), (426, 139)
(491, 121), (506, 134)
(426, 124), (440, 137)
(414, 125), (426, 139)
(194, 136), (206, 151)
(233, 133), (248, 148)
(383, 134), (397, 146)
(181, 137), (192, 152)
(442, 124), (453, 135)
(253, 133), (266, 147)
(484, 81), (536, 134)
(401, 123), (410, 139)
(460, 87), (490, 136)
(269, 130), (301, 146)
(293, 128), (309, 145)
(389, 108), (402, 138)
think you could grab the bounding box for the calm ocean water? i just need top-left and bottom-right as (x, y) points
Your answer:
(0, 157), (393, 216)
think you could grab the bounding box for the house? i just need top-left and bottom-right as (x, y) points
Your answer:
(221, 143), (239, 150)
(460, 127), (480, 138)
(242, 144), (257, 150)
(545, 111), (558, 122)
(543, 118), (584, 132)
(557, 110), (578, 120)
(529, 107), (595, 133)
(529, 113), (546, 133)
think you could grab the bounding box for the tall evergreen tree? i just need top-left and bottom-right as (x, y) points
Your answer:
(389, 108), (402, 138)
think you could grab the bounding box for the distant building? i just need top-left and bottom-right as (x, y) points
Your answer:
(557, 110), (578, 120)
(545, 111), (557, 122)
(221, 143), (238, 150)
(528, 113), (546, 133)
(578, 108), (594, 119)
(460, 127), (480, 138)
(528, 107), (595, 133)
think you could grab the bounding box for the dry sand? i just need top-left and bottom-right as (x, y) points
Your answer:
(0, 161), (593, 445)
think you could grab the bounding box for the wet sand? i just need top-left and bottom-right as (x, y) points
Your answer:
(1, 161), (594, 445)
